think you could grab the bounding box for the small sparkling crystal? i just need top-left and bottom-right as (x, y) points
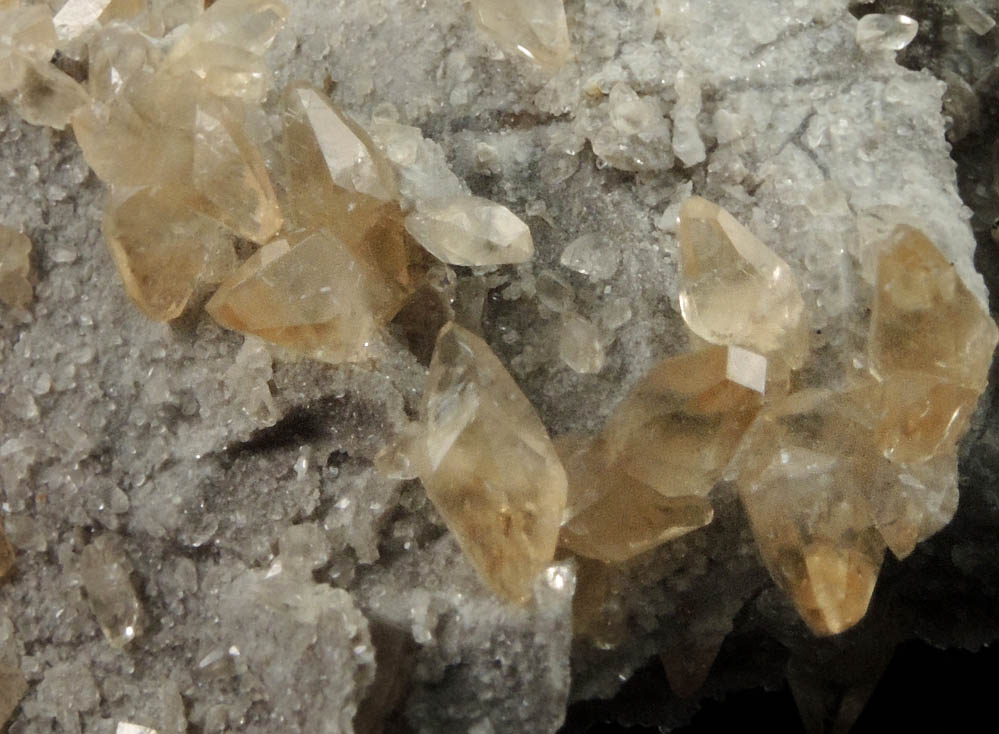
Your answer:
(415, 322), (568, 603)
(468, 0), (571, 70)
(677, 196), (808, 366)
(855, 14), (919, 52)
(558, 313), (605, 374)
(560, 233), (619, 281)
(0, 225), (33, 308)
(602, 346), (766, 498)
(405, 196), (534, 267)
(79, 535), (142, 647)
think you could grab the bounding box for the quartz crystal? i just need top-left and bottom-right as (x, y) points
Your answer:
(206, 231), (394, 364)
(677, 196), (808, 366)
(557, 436), (712, 563)
(468, 0), (571, 71)
(732, 389), (887, 636)
(602, 346), (767, 498)
(78, 535), (142, 647)
(415, 322), (568, 602)
(405, 196), (534, 267)
(855, 14), (918, 52)
(868, 225), (998, 464)
(0, 225), (33, 308)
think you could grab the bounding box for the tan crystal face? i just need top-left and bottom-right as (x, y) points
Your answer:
(404, 196), (534, 267)
(103, 186), (225, 321)
(0, 225), (33, 309)
(677, 196), (808, 367)
(602, 346), (765, 498)
(733, 389), (887, 636)
(420, 323), (567, 603)
(869, 224), (998, 390)
(556, 436), (713, 564)
(469, 0), (571, 70)
(0, 523), (13, 580)
(572, 558), (628, 649)
(206, 231), (387, 364)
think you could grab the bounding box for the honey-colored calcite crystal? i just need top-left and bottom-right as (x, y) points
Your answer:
(0, 521), (13, 580)
(732, 389), (887, 636)
(557, 436), (712, 563)
(468, 0), (571, 70)
(868, 224), (998, 464)
(677, 196), (809, 367)
(206, 230), (397, 364)
(404, 196), (534, 267)
(6, 57), (89, 129)
(0, 664), (27, 729)
(103, 186), (230, 321)
(602, 346), (766, 498)
(0, 225), (33, 309)
(417, 322), (568, 603)
(0, 2), (57, 95)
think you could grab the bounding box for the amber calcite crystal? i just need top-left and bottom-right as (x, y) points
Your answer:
(415, 322), (568, 603)
(677, 196), (809, 367)
(103, 186), (231, 321)
(557, 435), (713, 563)
(468, 0), (571, 70)
(207, 230), (397, 364)
(0, 522), (13, 581)
(404, 195), (534, 267)
(868, 224), (998, 464)
(602, 345), (767, 499)
(732, 389), (887, 636)
(0, 225), (33, 309)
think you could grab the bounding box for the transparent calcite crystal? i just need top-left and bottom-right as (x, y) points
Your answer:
(103, 186), (229, 321)
(78, 535), (142, 647)
(416, 322), (568, 603)
(732, 389), (887, 636)
(677, 196), (808, 367)
(868, 225), (998, 463)
(404, 196), (534, 267)
(556, 436), (712, 563)
(468, 0), (571, 70)
(5, 56), (89, 129)
(167, 0), (287, 59)
(855, 14), (918, 53)
(0, 225), (33, 308)
(602, 346), (767, 498)
(52, 0), (143, 57)
(0, 2), (57, 95)
(206, 231), (394, 364)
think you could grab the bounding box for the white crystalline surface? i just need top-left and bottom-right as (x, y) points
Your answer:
(0, 1), (989, 732)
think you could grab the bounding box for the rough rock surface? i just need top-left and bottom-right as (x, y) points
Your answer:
(1, 0), (997, 732)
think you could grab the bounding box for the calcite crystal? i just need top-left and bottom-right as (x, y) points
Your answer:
(0, 664), (27, 729)
(557, 436), (713, 563)
(0, 225), (32, 308)
(468, 0), (571, 70)
(78, 535), (142, 647)
(855, 13), (919, 53)
(677, 197), (808, 367)
(868, 224), (998, 464)
(0, 522), (13, 580)
(602, 345), (767, 499)
(206, 231), (393, 364)
(412, 322), (568, 603)
(404, 196), (534, 267)
(732, 389), (887, 636)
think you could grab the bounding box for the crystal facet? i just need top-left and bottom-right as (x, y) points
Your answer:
(405, 196), (534, 267)
(468, 0), (571, 70)
(0, 225), (32, 309)
(79, 535), (142, 647)
(677, 196), (808, 366)
(602, 346), (767, 498)
(855, 14), (919, 52)
(416, 322), (568, 603)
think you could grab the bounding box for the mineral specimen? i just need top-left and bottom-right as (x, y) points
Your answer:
(0, 225), (32, 308)
(855, 13), (919, 52)
(404, 196), (534, 267)
(468, 0), (571, 70)
(412, 322), (568, 603)
(601, 345), (767, 499)
(78, 535), (142, 647)
(677, 196), (809, 367)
